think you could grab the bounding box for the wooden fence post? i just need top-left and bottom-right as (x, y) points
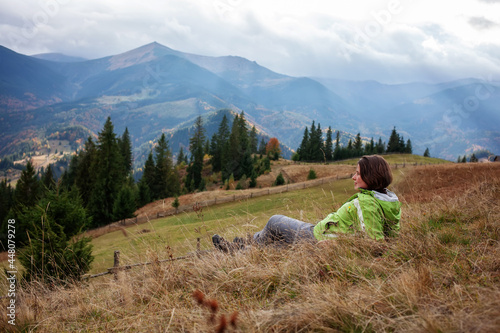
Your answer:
(113, 250), (120, 281)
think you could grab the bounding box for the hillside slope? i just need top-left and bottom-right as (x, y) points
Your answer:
(2, 162), (499, 332)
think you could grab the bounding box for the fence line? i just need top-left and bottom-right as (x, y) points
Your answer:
(84, 238), (206, 281)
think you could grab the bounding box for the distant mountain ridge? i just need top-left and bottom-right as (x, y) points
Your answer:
(0, 42), (498, 162)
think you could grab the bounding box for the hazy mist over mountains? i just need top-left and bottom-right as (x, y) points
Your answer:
(1, 42), (499, 162)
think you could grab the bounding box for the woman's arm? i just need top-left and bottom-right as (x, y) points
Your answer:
(313, 201), (359, 240)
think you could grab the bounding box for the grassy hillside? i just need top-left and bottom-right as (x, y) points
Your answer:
(1, 161), (499, 332)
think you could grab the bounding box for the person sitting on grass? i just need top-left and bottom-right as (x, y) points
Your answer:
(212, 155), (401, 252)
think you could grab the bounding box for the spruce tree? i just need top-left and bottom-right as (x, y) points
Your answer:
(177, 146), (186, 166)
(119, 127), (133, 175)
(142, 151), (156, 199)
(258, 138), (267, 156)
(187, 116), (206, 191)
(376, 137), (385, 154)
(41, 164), (56, 193)
(14, 159), (40, 211)
(298, 126), (310, 161)
(333, 131), (341, 160)
(113, 185), (136, 221)
(225, 114), (242, 180)
(0, 179), (14, 247)
(75, 137), (97, 208)
(154, 133), (175, 198)
(354, 133), (363, 152)
(365, 137), (375, 155)
(249, 126), (258, 154)
(423, 147), (430, 157)
(88, 117), (123, 226)
(405, 139), (413, 154)
(387, 127), (400, 153)
(18, 188), (93, 283)
(399, 136), (406, 153)
(214, 114), (231, 173)
(325, 126), (333, 161)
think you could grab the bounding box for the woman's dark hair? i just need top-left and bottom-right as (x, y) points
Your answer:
(358, 155), (393, 190)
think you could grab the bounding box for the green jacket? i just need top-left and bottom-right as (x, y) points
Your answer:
(313, 189), (401, 241)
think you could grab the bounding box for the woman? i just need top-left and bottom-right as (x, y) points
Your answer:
(212, 155), (401, 251)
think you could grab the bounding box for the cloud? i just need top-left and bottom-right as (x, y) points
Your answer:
(468, 16), (499, 30)
(0, 0), (499, 84)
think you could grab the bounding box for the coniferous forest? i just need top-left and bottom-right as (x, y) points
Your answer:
(0, 111), (416, 282)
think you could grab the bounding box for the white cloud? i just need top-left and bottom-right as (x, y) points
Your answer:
(0, 0), (499, 83)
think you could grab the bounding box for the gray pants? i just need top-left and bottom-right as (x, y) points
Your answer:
(253, 215), (316, 245)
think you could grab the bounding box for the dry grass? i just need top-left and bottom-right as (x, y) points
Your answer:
(1, 163), (499, 332)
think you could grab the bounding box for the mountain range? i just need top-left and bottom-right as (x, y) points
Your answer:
(0, 42), (499, 163)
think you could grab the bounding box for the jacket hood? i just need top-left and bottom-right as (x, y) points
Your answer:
(372, 189), (401, 222)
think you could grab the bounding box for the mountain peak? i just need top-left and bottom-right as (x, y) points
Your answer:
(107, 42), (180, 70)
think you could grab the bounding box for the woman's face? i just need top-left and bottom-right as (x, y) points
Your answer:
(352, 164), (368, 190)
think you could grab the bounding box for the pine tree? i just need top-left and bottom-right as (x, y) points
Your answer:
(18, 188), (93, 283)
(249, 126), (258, 154)
(41, 164), (56, 193)
(387, 127), (400, 153)
(376, 137), (385, 154)
(273, 172), (285, 186)
(0, 179), (14, 247)
(119, 127), (133, 175)
(214, 114), (231, 173)
(470, 153), (478, 162)
(88, 117), (124, 227)
(354, 133), (363, 152)
(225, 114), (242, 180)
(75, 137), (97, 208)
(399, 136), (406, 153)
(307, 168), (317, 180)
(333, 131), (341, 160)
(137, 178), (151, 207)
(423, 147), (430, 157)
(298, 126), (310, 160)
(172, 195), (180, 213)
(325, 126), (333, 161)
(187, 116), (206, 191)
(258, 137), (267, 156)
(177, 146), (186, 166)
(405, 139), (413, 154)
(14, 159), (40, 209)
(155, 133), (175, 198)
(365, 137), (375, 155)
(142, 151), (156, 199)
(237, 111), (249, 153)
(249, 169), (258, 188)
(113, 185), (136, 221)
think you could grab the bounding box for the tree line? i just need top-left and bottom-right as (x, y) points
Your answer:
(0, 112), (280, 282)
(293, 123), (413, 162)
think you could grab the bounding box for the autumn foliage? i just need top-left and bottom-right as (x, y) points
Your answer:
(265, 137), (281, 159)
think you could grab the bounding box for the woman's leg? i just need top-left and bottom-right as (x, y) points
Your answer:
(253, 215), (316, 245)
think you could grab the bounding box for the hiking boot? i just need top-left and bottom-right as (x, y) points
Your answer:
(232, 236), (246, 250)
(212, 234), (230, 252)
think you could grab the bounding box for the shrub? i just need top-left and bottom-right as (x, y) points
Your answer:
(273, 172), (285, 186)
(307, 168), (317, 180)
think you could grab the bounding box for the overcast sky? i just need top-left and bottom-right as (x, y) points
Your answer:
(1, 0), (499, 83)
